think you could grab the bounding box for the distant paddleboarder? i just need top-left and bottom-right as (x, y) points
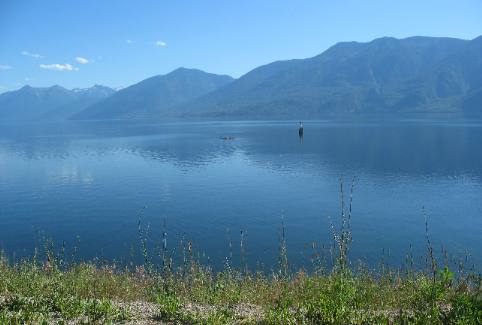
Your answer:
(298, 121), (304, 137)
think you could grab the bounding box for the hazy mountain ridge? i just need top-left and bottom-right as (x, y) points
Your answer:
(0, 85), (115, 120)
(71, 68), (234, 120)
(179, 36), (482, 117)
(1, 36), (481, 121)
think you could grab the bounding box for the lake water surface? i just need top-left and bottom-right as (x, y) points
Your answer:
(0, 120), (481, 271)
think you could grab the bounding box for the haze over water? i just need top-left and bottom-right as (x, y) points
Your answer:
(0, 120), (481, 271)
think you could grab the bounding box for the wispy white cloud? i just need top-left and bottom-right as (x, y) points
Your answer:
(24, 77), (34, 81)
(75, 57), (90, 64)
(126, 39), (134, 44)
(155, 40), (167, 47)
(40, 63), (79, 71)
(0, 64), (12, 70)
(22, 50), (44, 58)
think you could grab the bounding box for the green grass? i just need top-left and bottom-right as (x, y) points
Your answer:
(0, 256), (481, 324)
(0, 261), (137, 324)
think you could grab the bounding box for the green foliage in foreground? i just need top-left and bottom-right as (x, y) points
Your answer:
(0, 256), (481, 324)
(0, 261), (135, 324)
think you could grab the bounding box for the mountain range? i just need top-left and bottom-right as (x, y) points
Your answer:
(180, 36), (482, 117)
(1, 35), (481, 120)
(0, 85), (115, 120)
(72, 68), (233, 120)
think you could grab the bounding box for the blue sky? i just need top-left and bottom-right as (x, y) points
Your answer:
(0, 0), (481, 93)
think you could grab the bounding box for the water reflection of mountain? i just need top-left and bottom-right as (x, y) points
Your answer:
(0, 121), (242, 167)
(238, 122), (482, 179)
(131, 136), (240, 168)
(1, 120), (482, 178)
(118, 120), (482, 179)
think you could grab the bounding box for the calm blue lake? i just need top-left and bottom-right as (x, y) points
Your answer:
(0, 120), (481, 271)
